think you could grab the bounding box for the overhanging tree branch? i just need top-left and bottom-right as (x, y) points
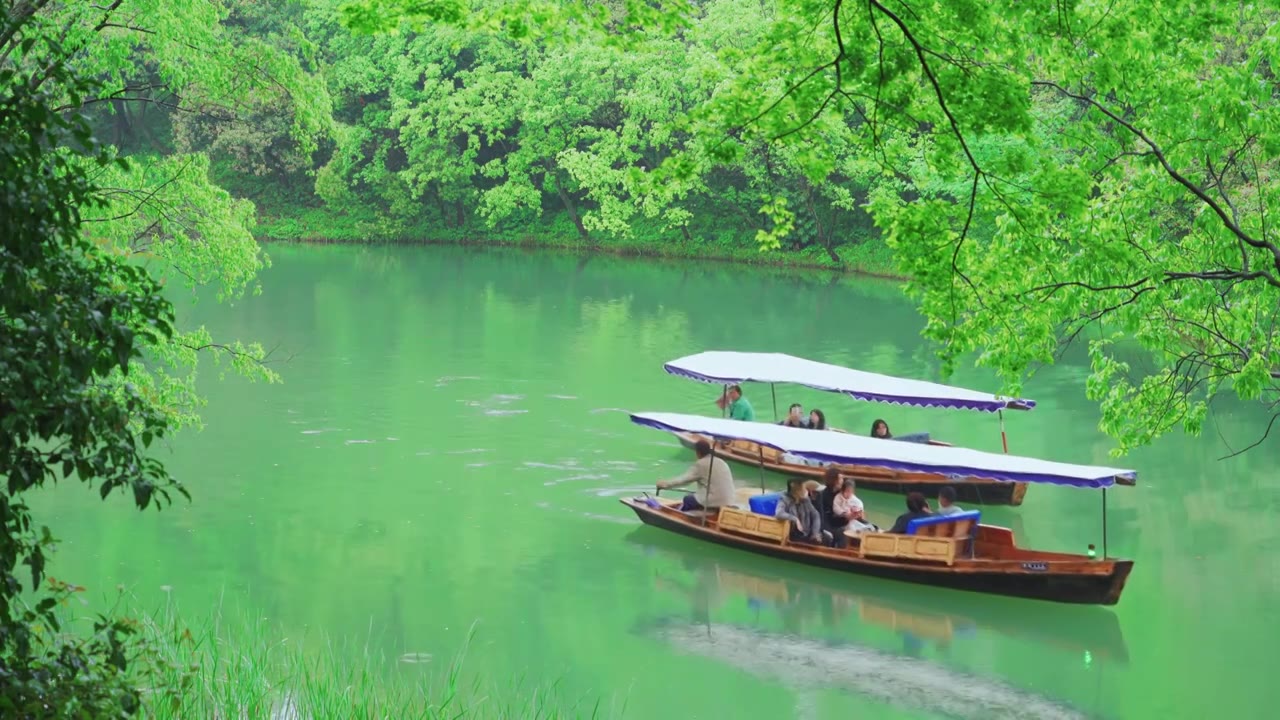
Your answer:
(1033, 79), (1280, 273)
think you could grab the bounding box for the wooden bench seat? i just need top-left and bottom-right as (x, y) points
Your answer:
(726, 439), (783, 463)
(717, 506), (790, 545)
(858, 510), (981, 566)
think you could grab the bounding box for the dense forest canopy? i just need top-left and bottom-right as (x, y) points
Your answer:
(7, 0), (1278, 458)
(334, 0), (1280, 456)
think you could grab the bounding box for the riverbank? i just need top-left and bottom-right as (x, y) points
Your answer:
(132, 603), (621, 720)
(253, 206), (907, 280)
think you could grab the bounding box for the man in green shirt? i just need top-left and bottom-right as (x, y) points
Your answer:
(723, 384), (755, 422)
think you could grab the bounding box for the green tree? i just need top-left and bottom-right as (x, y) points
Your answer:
(7, 0), (334, 428)
(0, 14), (182, 717)
(343, 0), (1280, 454)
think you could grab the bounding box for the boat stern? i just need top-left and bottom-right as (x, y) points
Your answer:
(1101, 559), (1135, 606)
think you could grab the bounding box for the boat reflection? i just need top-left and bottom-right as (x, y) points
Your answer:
(628, 528), (1121, 719)
(646, 621), (1099, 720)
(626, 526), (1127, 663)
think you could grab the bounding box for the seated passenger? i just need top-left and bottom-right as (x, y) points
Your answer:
(871, 418), (891, 439)
(818, 468), (846, 532)
(817, 468), (846, 547)
(802, 479), (834, 544)
(779, 403), (809, 428)
(808, 409), (827, 430)
(656, 439), (736, 512)
(834, 478), (879, 534)
(936, 485), (964, 516)
(775, 478), (823, 544)
(888, 492), (932, 534)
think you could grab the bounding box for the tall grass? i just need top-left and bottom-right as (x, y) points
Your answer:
(133, 604), (626, 720)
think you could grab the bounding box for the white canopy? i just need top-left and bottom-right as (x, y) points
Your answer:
(664, 351), (1034, 413)
(631, 412), (1136, 488)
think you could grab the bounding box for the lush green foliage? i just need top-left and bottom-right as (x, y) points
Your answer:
(693, 0), (1280, 454)
(0, 0), (329, 715)
(5, 0), (334, 429)
(340, 0), (1280, 454)
(236, 0), (878, 267)
(0, 18), (182, 718)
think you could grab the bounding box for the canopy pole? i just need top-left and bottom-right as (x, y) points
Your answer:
(702, 442), (718, 527)
(757, 445), (767, 493)
(720, 384), (728, 418)
(770, 383), (778, 422)
(1101, 488), (1108, 559)
(999, 409), (1009, 454)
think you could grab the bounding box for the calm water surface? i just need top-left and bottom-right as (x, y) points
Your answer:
(37, 245), (1280, 719)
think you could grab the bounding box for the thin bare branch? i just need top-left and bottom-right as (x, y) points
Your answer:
(1218, 412), (1280, 460)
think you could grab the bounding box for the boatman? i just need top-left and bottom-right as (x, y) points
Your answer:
(719, 384), (755, 422)
(656, 440), (737, 512)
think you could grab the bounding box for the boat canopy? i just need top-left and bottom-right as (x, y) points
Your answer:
(631, 412), (1136, 488)
(664, 351), (1035, 413)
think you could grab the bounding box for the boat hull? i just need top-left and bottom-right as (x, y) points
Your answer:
(676, 432), (1028, 506)
(625, 527), (1130, 662)
(622, 498), (1132, 606)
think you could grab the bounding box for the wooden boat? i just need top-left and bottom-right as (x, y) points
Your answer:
(624, 412), (1136, 606)
(625, 527), (1130, 662)
(662, 351), (1046, 505)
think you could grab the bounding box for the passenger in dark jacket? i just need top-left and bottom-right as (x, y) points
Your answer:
(888, 492), (932, 534)
(817, 467), (848, 546)
(775, 478), (823, 544)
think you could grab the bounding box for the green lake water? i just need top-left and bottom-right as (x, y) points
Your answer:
(35, 244), (1280, 718)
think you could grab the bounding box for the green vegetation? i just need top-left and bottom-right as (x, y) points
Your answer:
(135, 603), (622, 720)
(9, 0), (1276, 454)
(0, 1), (317, 716)
(5, 0), (1280, 712)
(256, 205), (897, 274)
(1, 12), (179, 717)
(337, 0), (1280, 455)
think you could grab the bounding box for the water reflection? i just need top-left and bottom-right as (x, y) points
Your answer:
(646, 622), (1096, 720)
(626, 528), (1125, 719)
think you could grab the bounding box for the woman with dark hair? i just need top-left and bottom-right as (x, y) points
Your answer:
(888, 492), (931, 534)
(808, 409), (827, 430)
(870, 418), (891, 438)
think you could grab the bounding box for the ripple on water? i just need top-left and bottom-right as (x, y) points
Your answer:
(589, 486), (651, 498)
(580, 512), (634, 525)
(521, 461), (580, 470)
(434, 375), (482, 387)
(547, 394), (577, 400)
(543, 473), (610, 486)
(482, 409), (528, 416)
(345, 439), (375, 445)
